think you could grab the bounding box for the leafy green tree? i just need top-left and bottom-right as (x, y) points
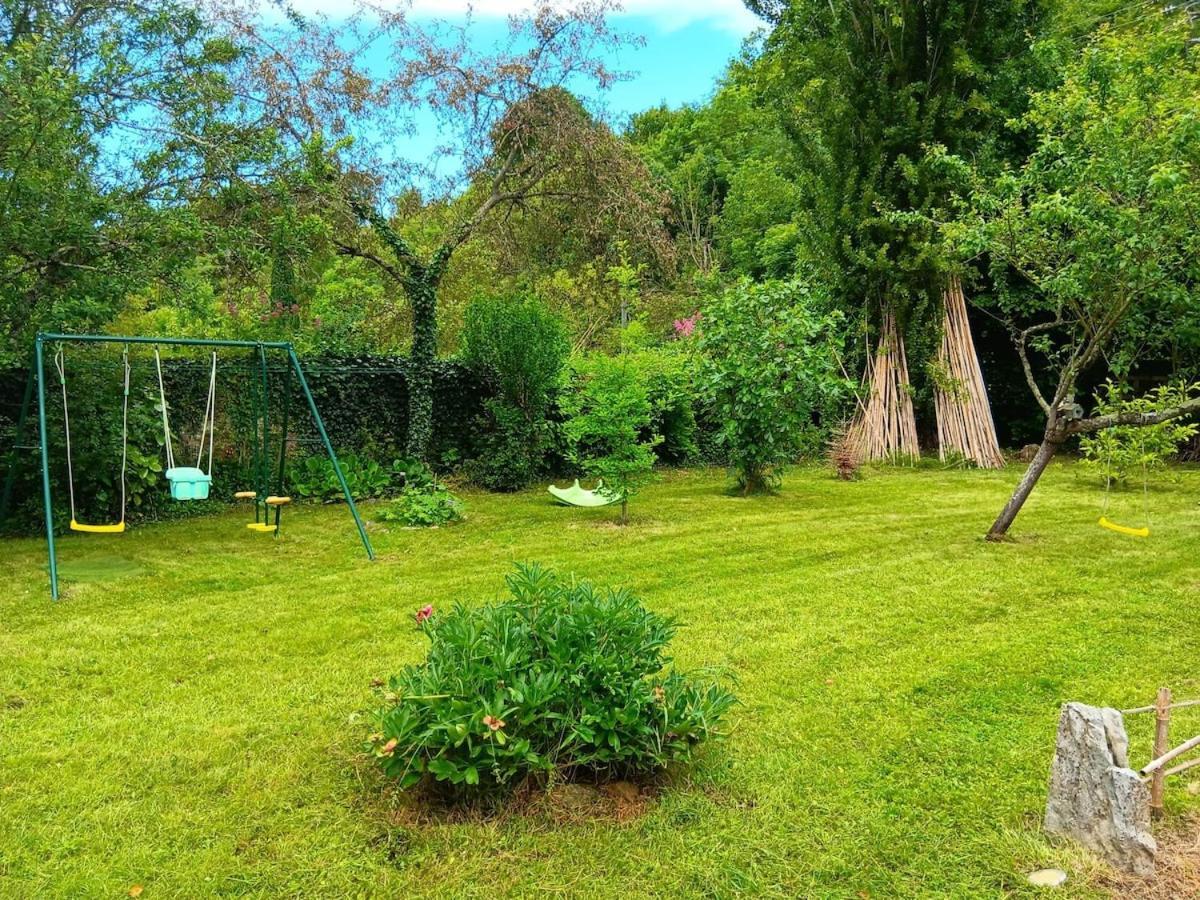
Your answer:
(951, 16), (1200, 537)
(745, 0), (1045, 368)
(0, 1), (268, 363)
(460, 295), (569, 491)
(562, 356), (661, 525)
(628, 74), (799, 278)
(699, 279), (848, 493)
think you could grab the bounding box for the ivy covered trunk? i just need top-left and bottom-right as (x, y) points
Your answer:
(406, 275), (439, 461)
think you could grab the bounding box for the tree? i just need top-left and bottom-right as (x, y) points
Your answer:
(562, 356), (660, 525)
(698, 279), (848, 493)
(216, 2), (660, 460)
(460, 294), (569, 491)
(745, 0), (1045, 371)
(952, 17), (1200, 538)
(0, 0), (269, 363)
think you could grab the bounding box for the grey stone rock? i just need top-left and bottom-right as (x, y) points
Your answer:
(1044, 702), (1156, 876)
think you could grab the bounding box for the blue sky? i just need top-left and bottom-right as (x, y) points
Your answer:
(284, 2), (761, 179)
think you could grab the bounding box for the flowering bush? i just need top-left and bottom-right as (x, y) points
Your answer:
(366, 564), (736, 799)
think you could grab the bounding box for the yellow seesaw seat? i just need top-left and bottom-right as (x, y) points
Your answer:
(69, 519), (125, 534)
(1098, 516), (1150, 539)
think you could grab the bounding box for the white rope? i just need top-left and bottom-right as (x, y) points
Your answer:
(154, 347), (175, 471)
(53, 348), (76, 522)
(55, 346), (129, 524)
(119, 350), (129, 523)
(201, 351), (217, 476)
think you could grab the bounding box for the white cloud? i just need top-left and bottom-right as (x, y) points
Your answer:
(288, 1), (761, 35)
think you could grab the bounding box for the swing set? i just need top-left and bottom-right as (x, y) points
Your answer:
(1, 333), (375, 600)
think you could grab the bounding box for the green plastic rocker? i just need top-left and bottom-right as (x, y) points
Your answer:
(547, 479), (622, 508)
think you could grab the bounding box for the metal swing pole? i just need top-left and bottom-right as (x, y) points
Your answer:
(256, 343), (270, 527)
(34, 336), (60, 600)
(273, 350), (292, 536)
(285, 346), (374, 560)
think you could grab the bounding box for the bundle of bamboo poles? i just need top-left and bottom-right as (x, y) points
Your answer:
(847, 311), (919, 463)
(933, 277), (1004, 469)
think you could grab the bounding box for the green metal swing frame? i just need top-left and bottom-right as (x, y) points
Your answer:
(1, 333), (375, 600)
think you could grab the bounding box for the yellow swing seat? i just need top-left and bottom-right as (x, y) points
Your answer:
(1098, 516), (1149, 539)
(246, 522), (276, 533)
(70, 519), (126, 534)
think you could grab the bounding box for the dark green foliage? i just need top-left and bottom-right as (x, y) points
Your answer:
(376, 483), (464, 527)
(747, 0), (1046, 388)
(620, 347), (699, 464)
(297, 356), (493, 467)
(461, 295), (569, 491)
(268, 213), (299, 315)
(367, 564), (736, 799)
(0, 1), (277, 366)
(290, 453), (392, 503)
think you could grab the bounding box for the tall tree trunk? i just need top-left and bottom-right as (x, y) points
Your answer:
(986, 436), (1060, 540)
(406, 274), (438, 460)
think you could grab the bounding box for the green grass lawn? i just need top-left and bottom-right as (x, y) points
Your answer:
(2, 461), (1199, 898)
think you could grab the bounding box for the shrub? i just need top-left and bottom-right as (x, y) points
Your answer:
(391, 456), (436, 492)
(560, 356), (661, 524)
(1080, 382), (1200, 484)
(377, 484), (464, 527)
(367, 564), (736, 799)
(461, 295), (569, 491)
(290, 452), (392, 502)
(622, 347), (699, 465)
(698, 279), (848, 493)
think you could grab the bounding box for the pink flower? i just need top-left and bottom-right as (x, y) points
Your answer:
(673, 312), (700, 339)
(415, 604), (434, 624)
(482, 714), (506, 731)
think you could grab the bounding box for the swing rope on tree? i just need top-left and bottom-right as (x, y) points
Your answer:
(1098, 427), (1151, 539)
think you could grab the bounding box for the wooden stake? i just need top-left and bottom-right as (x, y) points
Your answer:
(1141, 733), (1200, 777)
(1164, 756), (1200, 779)
(1151, 687), (1171, 817)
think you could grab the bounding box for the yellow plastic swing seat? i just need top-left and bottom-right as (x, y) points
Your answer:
(1098, 516), (1150, 538)
(234, 491), (257, 500)
(246, 522), (276, 533)
(264, 496), (291, 507)
(70, 519), (126, 534)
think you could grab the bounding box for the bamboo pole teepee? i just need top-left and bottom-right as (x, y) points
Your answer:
(848, 310), (919, 463)
(933, 277), (1004, 469)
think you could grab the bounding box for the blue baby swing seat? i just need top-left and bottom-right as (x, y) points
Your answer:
(155, 348), (217, 501)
